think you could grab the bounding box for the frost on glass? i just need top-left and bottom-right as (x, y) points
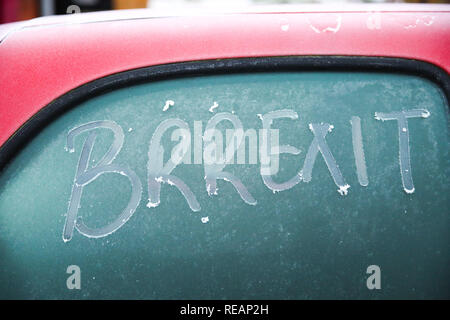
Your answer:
(0, 71), (447, 300)
(147, 119), (200, 211)
(203, 112), (257, 205)
(63, 120), (142, 241)
(259, 109), (302, 192)
(375, 109), (430, 194)
(300, 123), (350, 196)
(351, 116), (369, 187)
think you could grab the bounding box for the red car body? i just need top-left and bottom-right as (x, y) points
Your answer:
(0, 4), (449, 158)
(0, 4), (449, 301)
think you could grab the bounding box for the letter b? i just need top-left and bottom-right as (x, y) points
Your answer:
(63, 121), (142, 241)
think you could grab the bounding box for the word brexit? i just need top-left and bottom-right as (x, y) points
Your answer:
(62, 108), (430, 241)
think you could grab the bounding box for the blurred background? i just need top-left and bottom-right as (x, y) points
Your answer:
(0, 0), (449, 24)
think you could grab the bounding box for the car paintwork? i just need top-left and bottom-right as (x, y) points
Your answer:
(0, 5), (449, 152)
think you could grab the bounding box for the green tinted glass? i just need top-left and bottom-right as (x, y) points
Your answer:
(0, 71), (448, 299)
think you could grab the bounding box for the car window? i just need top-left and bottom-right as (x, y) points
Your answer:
(0, 71), (448, 299)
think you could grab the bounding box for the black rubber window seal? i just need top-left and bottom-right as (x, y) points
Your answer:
(0, 56), (448, 172)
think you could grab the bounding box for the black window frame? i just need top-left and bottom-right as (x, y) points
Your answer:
(0, 56), (449, 171)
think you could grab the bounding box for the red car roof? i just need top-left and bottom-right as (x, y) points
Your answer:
(0, 5), (449, 150)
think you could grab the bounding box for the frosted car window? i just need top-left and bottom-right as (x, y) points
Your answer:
(0, 72), (448, 299)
